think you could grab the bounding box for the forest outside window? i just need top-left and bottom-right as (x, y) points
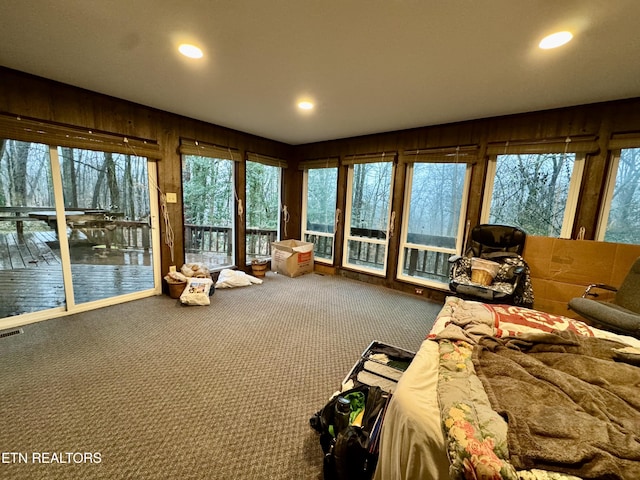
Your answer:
(342, 154), (395, 275)
(301, 162), (338, 264)
(0, 139), (65, 317)
(482, 144), (587, 238)
(397, 160), (471, 286)
(57, 147), (155, 303)
(182, 154), (235, 270)
(245, 154), (284, 264)
(597, 144), (640, 245)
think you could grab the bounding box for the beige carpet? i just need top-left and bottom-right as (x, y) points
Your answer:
(0, 272), (442, 479)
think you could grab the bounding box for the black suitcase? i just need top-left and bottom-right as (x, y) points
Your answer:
(342, 340), (416, 393)
(310, 341), (416, 480)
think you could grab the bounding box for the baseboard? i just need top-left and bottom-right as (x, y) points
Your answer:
(313, 263), (337, 275)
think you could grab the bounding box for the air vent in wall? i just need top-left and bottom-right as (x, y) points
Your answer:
(0, 328), (24, 339)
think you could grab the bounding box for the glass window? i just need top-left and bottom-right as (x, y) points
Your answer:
(0, 139), (64, 317)
(302, 167), (338, 263)
(398, 162), (470, 285)
(246, 160), (281, 263)
(182, 155), (235, 269)
(483, 153), (583, 238)
(57, 147), (155, 304)
(343, 161), (394, 274)
(598, 147), (640, 244)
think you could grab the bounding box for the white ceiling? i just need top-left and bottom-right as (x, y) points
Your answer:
(1, 1), (640, 145)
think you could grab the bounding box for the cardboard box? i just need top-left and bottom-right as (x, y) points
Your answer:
(271, 240), (314, 277)
(523, 236), (640, 316)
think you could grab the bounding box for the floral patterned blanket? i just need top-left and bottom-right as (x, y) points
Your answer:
(438, 338), (519, 479)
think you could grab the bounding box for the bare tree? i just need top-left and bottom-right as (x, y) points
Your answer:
(104, 152), (120, 211)
(606, 149), (640, 243)
(60, 147), (78, 207)
(491, 153), (573, 237)
(91, 157), (107, 209)
(124, 154), (135, 218)
(8, 141), (29, 206)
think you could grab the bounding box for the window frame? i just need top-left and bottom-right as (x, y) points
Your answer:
(301, 166), (338, 265)
(481, 152), (585, 239)
(181, 153), (237, 270)
(396, 161), (472, 287)
(244, 159), (282, 264)
(341, 160), (395, 276)
(596, 145), (640, 243)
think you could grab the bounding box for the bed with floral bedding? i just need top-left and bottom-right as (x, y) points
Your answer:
(372, 297), (640, 480)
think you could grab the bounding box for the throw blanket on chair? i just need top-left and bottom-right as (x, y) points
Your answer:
(473, 330), (640, 479)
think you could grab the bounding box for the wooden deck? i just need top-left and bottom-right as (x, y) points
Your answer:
(0, 230), (154, 319)
(0, 230), (60, 270)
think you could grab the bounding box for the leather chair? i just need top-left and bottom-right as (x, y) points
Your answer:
(568, 257), (640, 338)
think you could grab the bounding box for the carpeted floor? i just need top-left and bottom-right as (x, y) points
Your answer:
(0, 272), (442, 479)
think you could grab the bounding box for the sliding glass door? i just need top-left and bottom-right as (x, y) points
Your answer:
(56, 147), (155, 305)
(0, 138), (160, 325)
(0, 139), (65, 318)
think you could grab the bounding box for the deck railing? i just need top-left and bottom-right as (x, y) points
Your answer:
(184, 225), (233, 256)
(184, 224), (277, 258)
(401, 248), (451, 281)
(306, 224), (456, 281)
(2, 213), (457, 278)
(245, 228), (277, 257)
(99, 220), (150, 250)
(0, 206), (150, 250)
(347, 240), (451, 281)
(303, 233), (334, 260)
(403, 232), (455, 281)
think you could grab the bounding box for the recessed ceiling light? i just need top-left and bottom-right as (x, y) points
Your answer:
(298, 101), (314, 111)
(539, 31), (573, 49)
(178, 43), (203, 59)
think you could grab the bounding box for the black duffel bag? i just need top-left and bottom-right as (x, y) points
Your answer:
(310, 385), (387, 480)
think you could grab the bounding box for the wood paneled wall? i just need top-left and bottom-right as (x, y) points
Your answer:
(2, 67), (640, 304)
(293, 98), (640, 300)
(0, 68), (292, 278)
